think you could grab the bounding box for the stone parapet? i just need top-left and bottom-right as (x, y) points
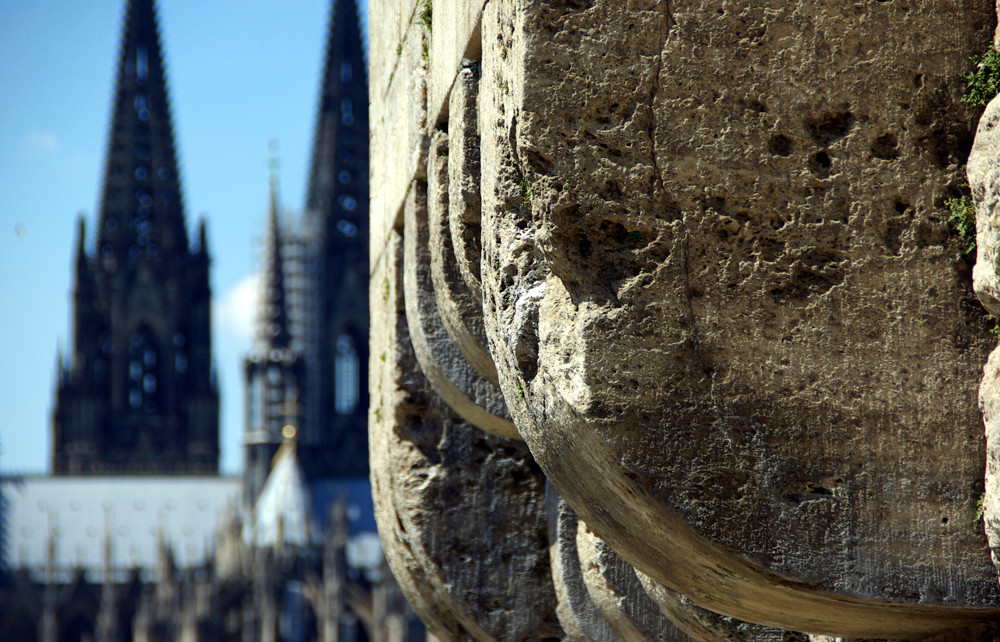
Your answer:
(370, 0), (1000, 638)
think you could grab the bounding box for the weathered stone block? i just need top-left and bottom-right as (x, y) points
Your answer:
(370, 8), (429, 269)
(407, 144), (516, 438)
(370, 189), (559, 640)
(478, 0), (1000, 635)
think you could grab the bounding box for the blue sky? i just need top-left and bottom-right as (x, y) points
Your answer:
(0, 1), (366, 474)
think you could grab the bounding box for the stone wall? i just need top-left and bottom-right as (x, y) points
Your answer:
(369, 0), (1000, 638)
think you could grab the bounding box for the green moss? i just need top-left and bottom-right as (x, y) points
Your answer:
(946, 194), (976, 254)
(419, 0), (432, 30)
(963, 46), (1000, 107)
(519, 179), (532, 209)
(975, 493), (986, 523)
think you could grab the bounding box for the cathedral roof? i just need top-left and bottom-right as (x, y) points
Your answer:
(1, 475), (240, 578)
(96, 0), (189, 264)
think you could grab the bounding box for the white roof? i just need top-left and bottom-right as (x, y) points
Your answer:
(2, 475), (240, 573)
(250, 442), (313, 547)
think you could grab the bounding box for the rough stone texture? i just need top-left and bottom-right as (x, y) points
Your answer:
(427, 0), (487, 125)
(370, 0), (429, 270)
(478, 0), (1000, 635)
(970, 95), (1000, 586)
(429, 124), (500, 386)
(575, 523), (696, 642)
(448, 64), (488, 312)
(970, 95), (1000, 317)
(547, 489), (622, 642)
(634, 572), (798, 642)
(407, 140), (517, 438)
(369, 209), (560, 640)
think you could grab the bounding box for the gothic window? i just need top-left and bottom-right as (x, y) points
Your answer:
(127, 330), (160, 412)
(338, 170), (351, 184)
(338, 195), (358, 211)
(336, 219), (357, 237)
(341, 61), (352, 82)
(136, 45), (148, 80)
(335, 334), (359, 414)
(135, 94), (149, 121)
(341, 98), (354, 126)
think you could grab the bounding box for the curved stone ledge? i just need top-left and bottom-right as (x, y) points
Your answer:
(448, 64), (487, 306)
(370, 227), (559, 639)
(404, 170), (519, 440)
(575, 521), (697, 641)
(478, 0), (1000, 634)
(429, 129), (500, 386)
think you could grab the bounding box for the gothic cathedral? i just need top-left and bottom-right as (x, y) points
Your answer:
(51, 0), (219, 475)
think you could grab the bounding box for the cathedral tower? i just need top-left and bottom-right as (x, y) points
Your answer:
(52, 0), (219, 475)
(244, 173), (304, 501)
(299, 0), (370, 479)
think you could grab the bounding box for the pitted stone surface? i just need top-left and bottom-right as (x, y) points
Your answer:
(970, 94), (1000, 585)
(406, 160), (518, 439)
(575, 523), (695, 641)
(479, 0), (1000, 634)
(548, 490), (622, 642)
(370, 216), (559, 640)
(429, 126), (500, 386)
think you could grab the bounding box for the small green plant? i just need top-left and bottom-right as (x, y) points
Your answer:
(519, 179), (532, 209)
(626, 231), (646, 244)
(383, 277), (390, 299)
(946, 194), (976, 254)
(419, 0), (432, 30)
(516, 381), (525, 399)
(380, 352), (386, 362)
(396, 42), (403, 57)
(963, 46), (1000, 106)
(975, 493), (986, 523)
(991, 321), (1000, 335)
(421, 39), (429, 61)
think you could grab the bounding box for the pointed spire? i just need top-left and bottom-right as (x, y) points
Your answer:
(305, 0), (367, 218)
(75, 215), (88, 268)
(259, 144), (292, 350)
(97, 0), (187, 263)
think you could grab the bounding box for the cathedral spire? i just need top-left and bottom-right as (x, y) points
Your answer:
(305, 0), (367, 219)
(259, 149), (292, 350)
(96, 0), (187, 263)
(53, 0), (218, 475)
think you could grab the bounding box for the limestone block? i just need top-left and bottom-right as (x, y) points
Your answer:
(633, 571), (798, 642)
(449, 63), (486, 306)
(427, 0), (487, 126)
(479, 0), (1000, 636)
(969, 94), (1000, 316)
(406, 144), (517, 438)
(370, 8), (429, 268)
(429, 124), (498, 385)
(575, 521), (695, 642)
(969, 95), (1000, 587)
(547, 489), (620, 642)
(370, 189), (560, 640)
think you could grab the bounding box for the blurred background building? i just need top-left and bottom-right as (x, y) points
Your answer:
(0, 0), (421, 640)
